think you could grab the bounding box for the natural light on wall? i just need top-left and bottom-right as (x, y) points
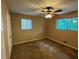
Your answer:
(21, 18), (32, 30)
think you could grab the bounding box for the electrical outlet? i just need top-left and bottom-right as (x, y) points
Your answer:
(63, 41), (68, 43)
(61, 39), (68, 43)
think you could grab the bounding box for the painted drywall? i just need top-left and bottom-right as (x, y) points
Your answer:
(1, 19), (6, 59)
(46, 11), (78, 49)
(2, 0), (12, 59)
(11, 13), (46, 44)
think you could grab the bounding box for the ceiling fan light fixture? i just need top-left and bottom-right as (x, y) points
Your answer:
(45, 14), (52, 18)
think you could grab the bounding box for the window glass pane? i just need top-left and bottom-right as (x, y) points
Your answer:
(68, 18), (78, 31)
(56, 19), (67, 30)
(21, 19), (32, 30)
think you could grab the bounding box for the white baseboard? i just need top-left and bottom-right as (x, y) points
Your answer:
(47, 37), (78, 50)
(13, 38), (45, 45)
(13, 37), (78, 50)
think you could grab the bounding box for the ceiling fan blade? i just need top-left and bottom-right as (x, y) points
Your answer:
(54, 9), (62, 12)
(41, 10), (45, 12)
(53, 14), (59, 16)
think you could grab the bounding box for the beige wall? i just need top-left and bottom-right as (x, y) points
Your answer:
(11, 13), (46, 44)
(46, 11), (78, 49)
(11, 11), (78, 49)
(2, 0), (12, 59)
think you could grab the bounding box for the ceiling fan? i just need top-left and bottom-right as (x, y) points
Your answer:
(41, 6), (63, 18)
(15, 6), (62, 18)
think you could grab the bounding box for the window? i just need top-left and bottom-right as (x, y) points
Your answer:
(21, 18), (32, 30)
(68, 18), (78, 31)
(56, 17), (78, 31)
(56, 19), (67, 30)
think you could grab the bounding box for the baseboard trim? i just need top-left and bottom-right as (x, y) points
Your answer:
(13, 37), (78, 50)
(13, 38), (45, 45)
(9, 46), (12, 59)
(47, 37), (78, 50)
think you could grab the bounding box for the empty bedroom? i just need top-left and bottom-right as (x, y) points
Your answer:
(1, 0), (78, 59)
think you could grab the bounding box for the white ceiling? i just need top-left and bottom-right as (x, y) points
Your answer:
(8, 0), (78, 16)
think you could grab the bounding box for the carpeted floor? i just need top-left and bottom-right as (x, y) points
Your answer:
(10, 38), (77, 59)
